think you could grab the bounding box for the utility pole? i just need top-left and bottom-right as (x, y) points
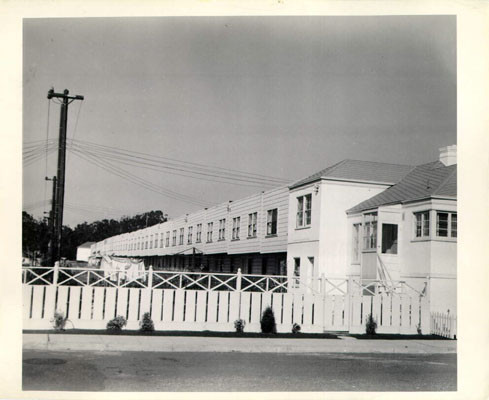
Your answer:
(45, 176), (57, 266)
(47, 88), (84, 262)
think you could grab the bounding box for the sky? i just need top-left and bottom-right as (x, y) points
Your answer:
(22, 16), (456, 227)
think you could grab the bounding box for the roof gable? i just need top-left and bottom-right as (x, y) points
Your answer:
(347, 161), (457, 214)
(290, 159), (413, 189)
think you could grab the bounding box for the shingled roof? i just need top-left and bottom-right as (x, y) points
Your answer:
(347, 161), (457, 214)
(289, 159), (413, 189)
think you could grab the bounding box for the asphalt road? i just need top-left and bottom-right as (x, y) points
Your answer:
(23, 350), (456, 392)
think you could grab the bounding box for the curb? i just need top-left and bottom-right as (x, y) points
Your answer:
(23, 334), (457, 354)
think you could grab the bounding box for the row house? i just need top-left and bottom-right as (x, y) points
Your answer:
(92, 145), (457, 313)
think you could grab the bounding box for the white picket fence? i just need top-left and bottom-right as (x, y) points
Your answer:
(431, 311), (457, 339)
(22, 266), (430, 334)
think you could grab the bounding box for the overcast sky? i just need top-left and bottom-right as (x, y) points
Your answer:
(23, 16), (456, 227)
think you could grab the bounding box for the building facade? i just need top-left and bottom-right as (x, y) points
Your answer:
(91, 146), (457, 313)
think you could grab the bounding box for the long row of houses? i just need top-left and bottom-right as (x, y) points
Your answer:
(90, 145), (457, 314)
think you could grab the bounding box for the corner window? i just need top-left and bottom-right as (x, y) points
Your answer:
(363, 213), (377, 250)
(436, 212), (457, 238)
(414, 211), (430, 238)
(296, 194), (312, 228)
(381, 224), (398, 254)
(266, 208), (278, 236)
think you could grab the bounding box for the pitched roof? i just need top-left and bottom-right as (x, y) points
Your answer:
(347, 161), (457, 214)
(289, 159), (413, 189)
(78, 241), (96, 248)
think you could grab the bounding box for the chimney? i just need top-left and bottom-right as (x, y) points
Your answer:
(439, 145), (457, 166)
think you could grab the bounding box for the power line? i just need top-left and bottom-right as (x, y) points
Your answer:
(69, 138), (288, 184)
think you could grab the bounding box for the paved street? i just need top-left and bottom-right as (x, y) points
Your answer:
(23, 349), (456, 392)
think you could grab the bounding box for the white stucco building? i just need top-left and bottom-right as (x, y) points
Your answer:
(90, 145), (457, 313)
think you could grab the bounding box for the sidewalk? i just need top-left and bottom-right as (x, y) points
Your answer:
(23, 333), (456, 354)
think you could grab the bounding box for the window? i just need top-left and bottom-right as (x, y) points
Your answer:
(165, 231), (170, 247)
(266, 208), (278, 236)
(296, 194), (312, 228)
(248, 212), (257, 238)
(414, 211), (430, 238)
(196, 223), (202, 243)
(232, 217), (240, 240)
(160, 234), (164, 248)
(293, 258), (301, 287)
(145, 236), (148, 250)
(382, 224), (398, 254)
(207, 222), (213, 243)
(150, 235), (153, 249)
(179, 228), (184, 245)
(172, 230), (177, 246)
(352, 223), (362, 263)
(363, 213), (377, 250)
(218, 219), (226, 240)
(188, 226), (193, 244)
(436, 212), (457, 238)
(155, 234), (158, 248)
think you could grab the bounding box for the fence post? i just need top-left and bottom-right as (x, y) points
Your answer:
(148, 265), (153, 289)
(320, 274), (326, 295)
(236, 268), (242, 291)
(53, 261), (59, 286)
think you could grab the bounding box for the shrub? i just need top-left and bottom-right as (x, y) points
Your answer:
(260, 306), (277, 334)
(234, 319), (246, 333)
(292, 323), (301, 334)
(365, 313), (377, 335)
(139, 312), (155, 332)
(51, 311), (68, 331)
(107, 315), (127, 332)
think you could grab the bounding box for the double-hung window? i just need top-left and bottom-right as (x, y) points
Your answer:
(172, 230), (177, 246)
(196, 224), (202, 243)
(160, 234), (164, 248)
(296, 194), (312, 228)
(150, 235), (153, 249)
(248, 212), (257, 238)
(414, 211), (430, 238)
(218, 219), (226, 240)
(179, 228), (184, 245)
(363, 213), (377, 250)
(207, 222), (213, 243)
(165, 231), (170, 247)
(154, 234), (158, 248)
(266, 208), (278, 236)
(436, 212), (457, 238)
(188, 226), (193, 244)
(232, 217), (240, 240)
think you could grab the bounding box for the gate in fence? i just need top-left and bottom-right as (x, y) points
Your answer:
(22, 265), (430, 334)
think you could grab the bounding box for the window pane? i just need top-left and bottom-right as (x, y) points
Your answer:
(437, 213), (448, 237)
(451, 213), (457, 238)
(423, 212), (430, 237)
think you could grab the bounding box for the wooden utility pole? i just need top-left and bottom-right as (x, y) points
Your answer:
(45, 176), (57, 265)
(47, 88), (84, 262)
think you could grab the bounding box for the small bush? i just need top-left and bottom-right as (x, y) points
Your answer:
(292, 323), (301, 334)
(365, 313), (377, 335)
(139, 312), (155, 332)
(234, 319), (246, 333)
(260, 306), (277, 334)
(107, 315), (127, 332)
(51, 311), (68, 331)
